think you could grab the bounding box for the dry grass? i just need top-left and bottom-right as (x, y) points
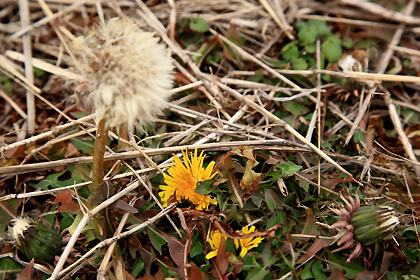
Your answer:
(0, 0), (420, 279)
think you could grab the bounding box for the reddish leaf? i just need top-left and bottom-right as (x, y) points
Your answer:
(64, 141), (80, 158)
(190, 265), (204, 280)
(329, 268), (347, 280)
(140, 245), (155, 276)
(217, 152), (235, 169)
(301, 208), (320, 236)
(214, 236), (229, 277)
(297, 237), (332, 264)
(321, 178), (342, 190)
(139, 269), (165, 280)
(167, 236), (186, 277)
(49, 190), (80, 213)
(17, 259), (34, 280)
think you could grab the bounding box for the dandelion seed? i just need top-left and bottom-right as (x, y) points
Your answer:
(72, 17), (174, 131)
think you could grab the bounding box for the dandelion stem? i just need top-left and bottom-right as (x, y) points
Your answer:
(91, 118), (109, 194)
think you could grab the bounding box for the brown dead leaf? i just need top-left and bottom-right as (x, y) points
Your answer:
(64, 141), (80, 158)
(329, 268), (347, 280)
(190, 265), (204, 280)
(49, 190), (80, 213)
(139, 269), (165, 280)
(212, 236), (229, 279)
(17, 258), (34, 280)
(167, 235), (186, 277)
(297, 237), (332, 264)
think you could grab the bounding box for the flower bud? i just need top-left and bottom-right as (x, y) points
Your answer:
(350, 206), (399, 246)
(7, 217), (62, 264)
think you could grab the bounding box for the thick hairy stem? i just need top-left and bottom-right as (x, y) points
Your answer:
(90, 119), (109, 194)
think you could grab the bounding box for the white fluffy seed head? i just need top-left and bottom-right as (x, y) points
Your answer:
(72, 17), (174, 131)
(8, 217), (33, 247)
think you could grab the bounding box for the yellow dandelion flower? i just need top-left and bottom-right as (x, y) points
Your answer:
(205, 230), (227, 259)
(158, 148), (217, 210)
(234, 225), (264, 258)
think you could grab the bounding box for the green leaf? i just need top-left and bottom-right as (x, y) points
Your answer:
(195, 180), (214, 195)
(291, 57), (308, 70)
(276, 161), (303, 177)
(305, 44), (316, 54)
(300, 260), (315, 279)
(354, 129), (366, 145)
(190, 233), (204, 258)
(342, 39), (353, 48)
(298, 26), (318, 45)
(308, 20), (330, 36)
(283, 100), (309, 117)
(33, 171), (66, 190)
(312, 260), (328, 280)
(322, 39), (342, 63)
(0, 258), (22, 279)
(264, 189), (282, 211)
(146, 228), (167, 255)
(281, 42), (299, 60)
(131, 257), (144, 278)
(190, 17), (209, 33)
(70, 137), (94, 153)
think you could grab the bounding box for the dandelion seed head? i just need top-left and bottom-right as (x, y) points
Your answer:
(72, 17), (174, 131)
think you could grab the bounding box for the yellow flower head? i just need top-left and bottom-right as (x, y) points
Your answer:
(234, 225), (264, 258)
(158, 148), (217, 210)
(205, 230), (227, 259)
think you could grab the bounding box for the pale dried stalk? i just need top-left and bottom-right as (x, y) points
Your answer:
(218, 83), (356, 181)
(18, 0), (35, 134)
(96, 199), (135, 280)
(48, 178), (147, 279)
(384, 93), (420, 179)
(57, 203), (176, 279)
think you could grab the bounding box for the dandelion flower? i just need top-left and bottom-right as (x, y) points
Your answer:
(72, 17), (174, 131)
(234, 225), (264, 257)
(159, 148), (217, 210)
(206, 230), (227, 259)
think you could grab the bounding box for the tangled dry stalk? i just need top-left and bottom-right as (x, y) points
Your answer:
(1, 0), (420, 279)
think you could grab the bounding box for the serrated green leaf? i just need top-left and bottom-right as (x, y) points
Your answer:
(322, 39), (342, 63)
(190, 17), (209, 33)
(34, 171), (66, 190)
(146, 228), (167, 255)
(301, 260), (315, 279)
(276, 161), (303, 176)
(312, 260), (328, 280)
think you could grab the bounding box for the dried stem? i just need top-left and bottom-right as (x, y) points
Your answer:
(90, 118), (109, 194)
